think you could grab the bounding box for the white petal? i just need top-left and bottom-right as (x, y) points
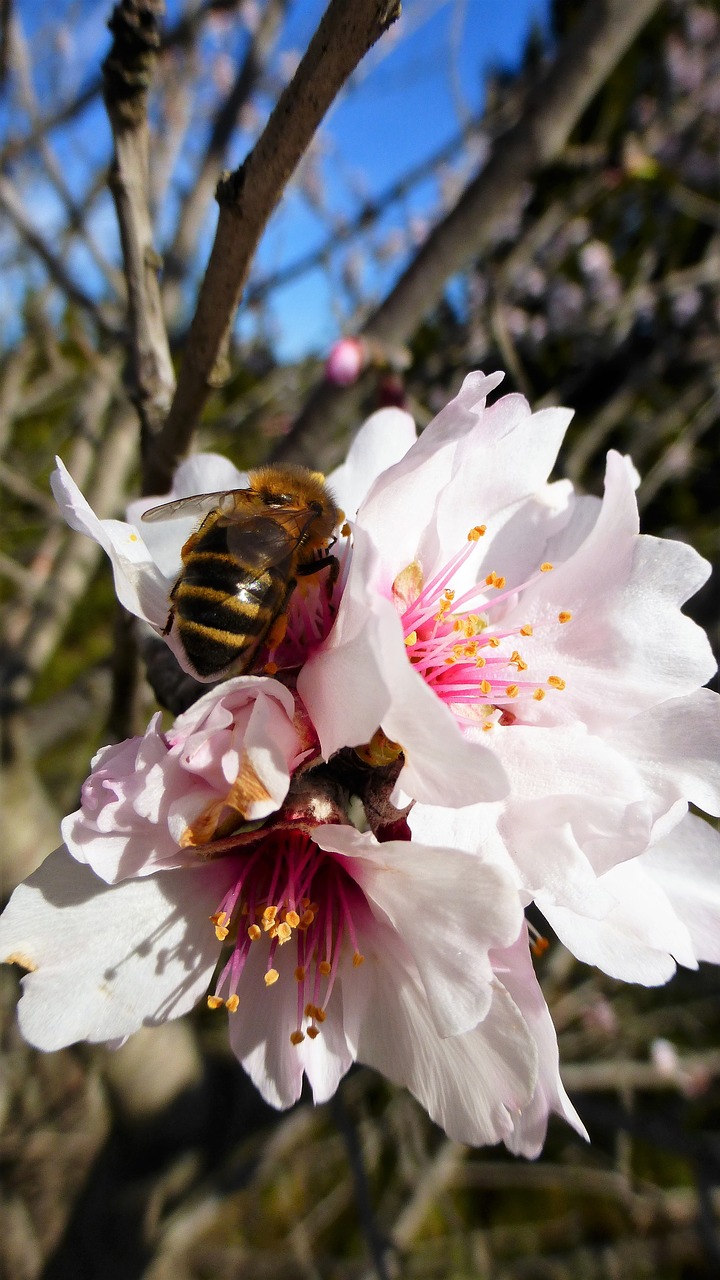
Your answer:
(607, 688), (720, 818)
(0, 849), (235, 1050)
(642, 813), (720, 963)
(314, 827), (524, 1037)
(540, 857), (696, 984)
(51, 457), (172, 629)
(298, 529), (395, 759)
(519, 452), (715, 730)
(327, 408), (417, 521)
(495, 930), (587, 1157)
(355, 373), (506, 577)
(427, 401), (573, 575)
(227, 935), (308, 1109)
(347, 936), (537, 1147)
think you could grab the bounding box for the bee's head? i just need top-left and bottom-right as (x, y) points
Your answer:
(248, 465), (338, 541)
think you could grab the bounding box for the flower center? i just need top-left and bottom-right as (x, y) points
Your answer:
(261, 534), (351, 676)
(206, 830), (366, 1045)
(395, 526), (569, 730)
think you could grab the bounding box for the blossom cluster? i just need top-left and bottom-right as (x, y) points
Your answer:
(2, 371), (719, 1157)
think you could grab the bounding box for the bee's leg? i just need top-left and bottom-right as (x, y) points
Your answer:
(297, 554), (340, 596)
(161, 577), (182, 635)
(265, 610), (289, 650)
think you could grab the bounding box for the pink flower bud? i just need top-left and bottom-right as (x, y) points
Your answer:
(325, 337), (365, 386)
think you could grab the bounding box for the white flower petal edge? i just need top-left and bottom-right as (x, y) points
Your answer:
(0, 848), (236, 1051)
(639, 812), (720, 966)
(494, 928), (588, 1157)
(327, 407), (418, 523)
(51, 457), (172, 631)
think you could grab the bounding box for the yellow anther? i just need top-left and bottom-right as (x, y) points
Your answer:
(520, 624), (533, 636)
(506, 685), (519, 698)
(479, 679), (492, 695)
(304, 1003), (315, 1018)
(247, 923), (261, 941)
(488, 637), (500, 648)
(548, 675), (566, 690)
(207, 995), (224, 1010)
(290, 1030), (305, 1045)
(301, 909), (315, 926)
(443, 589), (455, 601)
(482, 721), (494, 731)
(285, 909), (300, 929)
(533, 688), (546, 701)
(494, 575), (506, 589)
(319, 960), (332, 976)
(277, 922), (292, 944)
(214, 923), (229, 941)
(225, 994), (240, 1013)
(264, 968), (280, 987)
(558, 611), (572, 624)
(485, 571), (497, 586)
(307, 1025), (320, 1039)
(353, 952), (365, 967)
(531, 935), (550, 958)
(341, 521), (351, 538)
(475, 656), (486, 668)
(295, 966), (306, 982)
(264, 662), (279, 675)
(468, 524), (487, 541)
(444, 657), (456, 665)
(541, 562), (553, 572)
(210, 911), (229, 941)
(315, 1007), (327, 1023)
(404, 631), (418, 646)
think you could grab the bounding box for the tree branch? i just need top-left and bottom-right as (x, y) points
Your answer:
(103, 0), (176, 462)
(274, 0), (663, 469)
(144, 0), (401, 495)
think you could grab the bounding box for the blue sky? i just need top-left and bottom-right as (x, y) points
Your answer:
(2, 0), (551, 358)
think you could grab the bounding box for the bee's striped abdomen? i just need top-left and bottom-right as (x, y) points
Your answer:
(172, 529), (292, 676)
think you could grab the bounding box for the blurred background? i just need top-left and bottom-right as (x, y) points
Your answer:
(1, 1), (720, 1276)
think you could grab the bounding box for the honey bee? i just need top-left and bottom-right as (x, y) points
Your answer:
(142, 465), (339, 679)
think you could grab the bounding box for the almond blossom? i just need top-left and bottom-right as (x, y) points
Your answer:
(296, 373), (720, 973)
(0, 681), (580, 1153)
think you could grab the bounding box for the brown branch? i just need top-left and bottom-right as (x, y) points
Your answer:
(144, 0), (402, 495)
(103, 0), (176, 460)
(274, 0), (663, 470)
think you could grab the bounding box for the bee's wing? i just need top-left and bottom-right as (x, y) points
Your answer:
(141, 489), (251, 523)
(225, 513), (308, 573)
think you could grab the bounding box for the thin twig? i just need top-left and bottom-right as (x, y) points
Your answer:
(0, 175), (122, 340)
(103, 0), (176, 461)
